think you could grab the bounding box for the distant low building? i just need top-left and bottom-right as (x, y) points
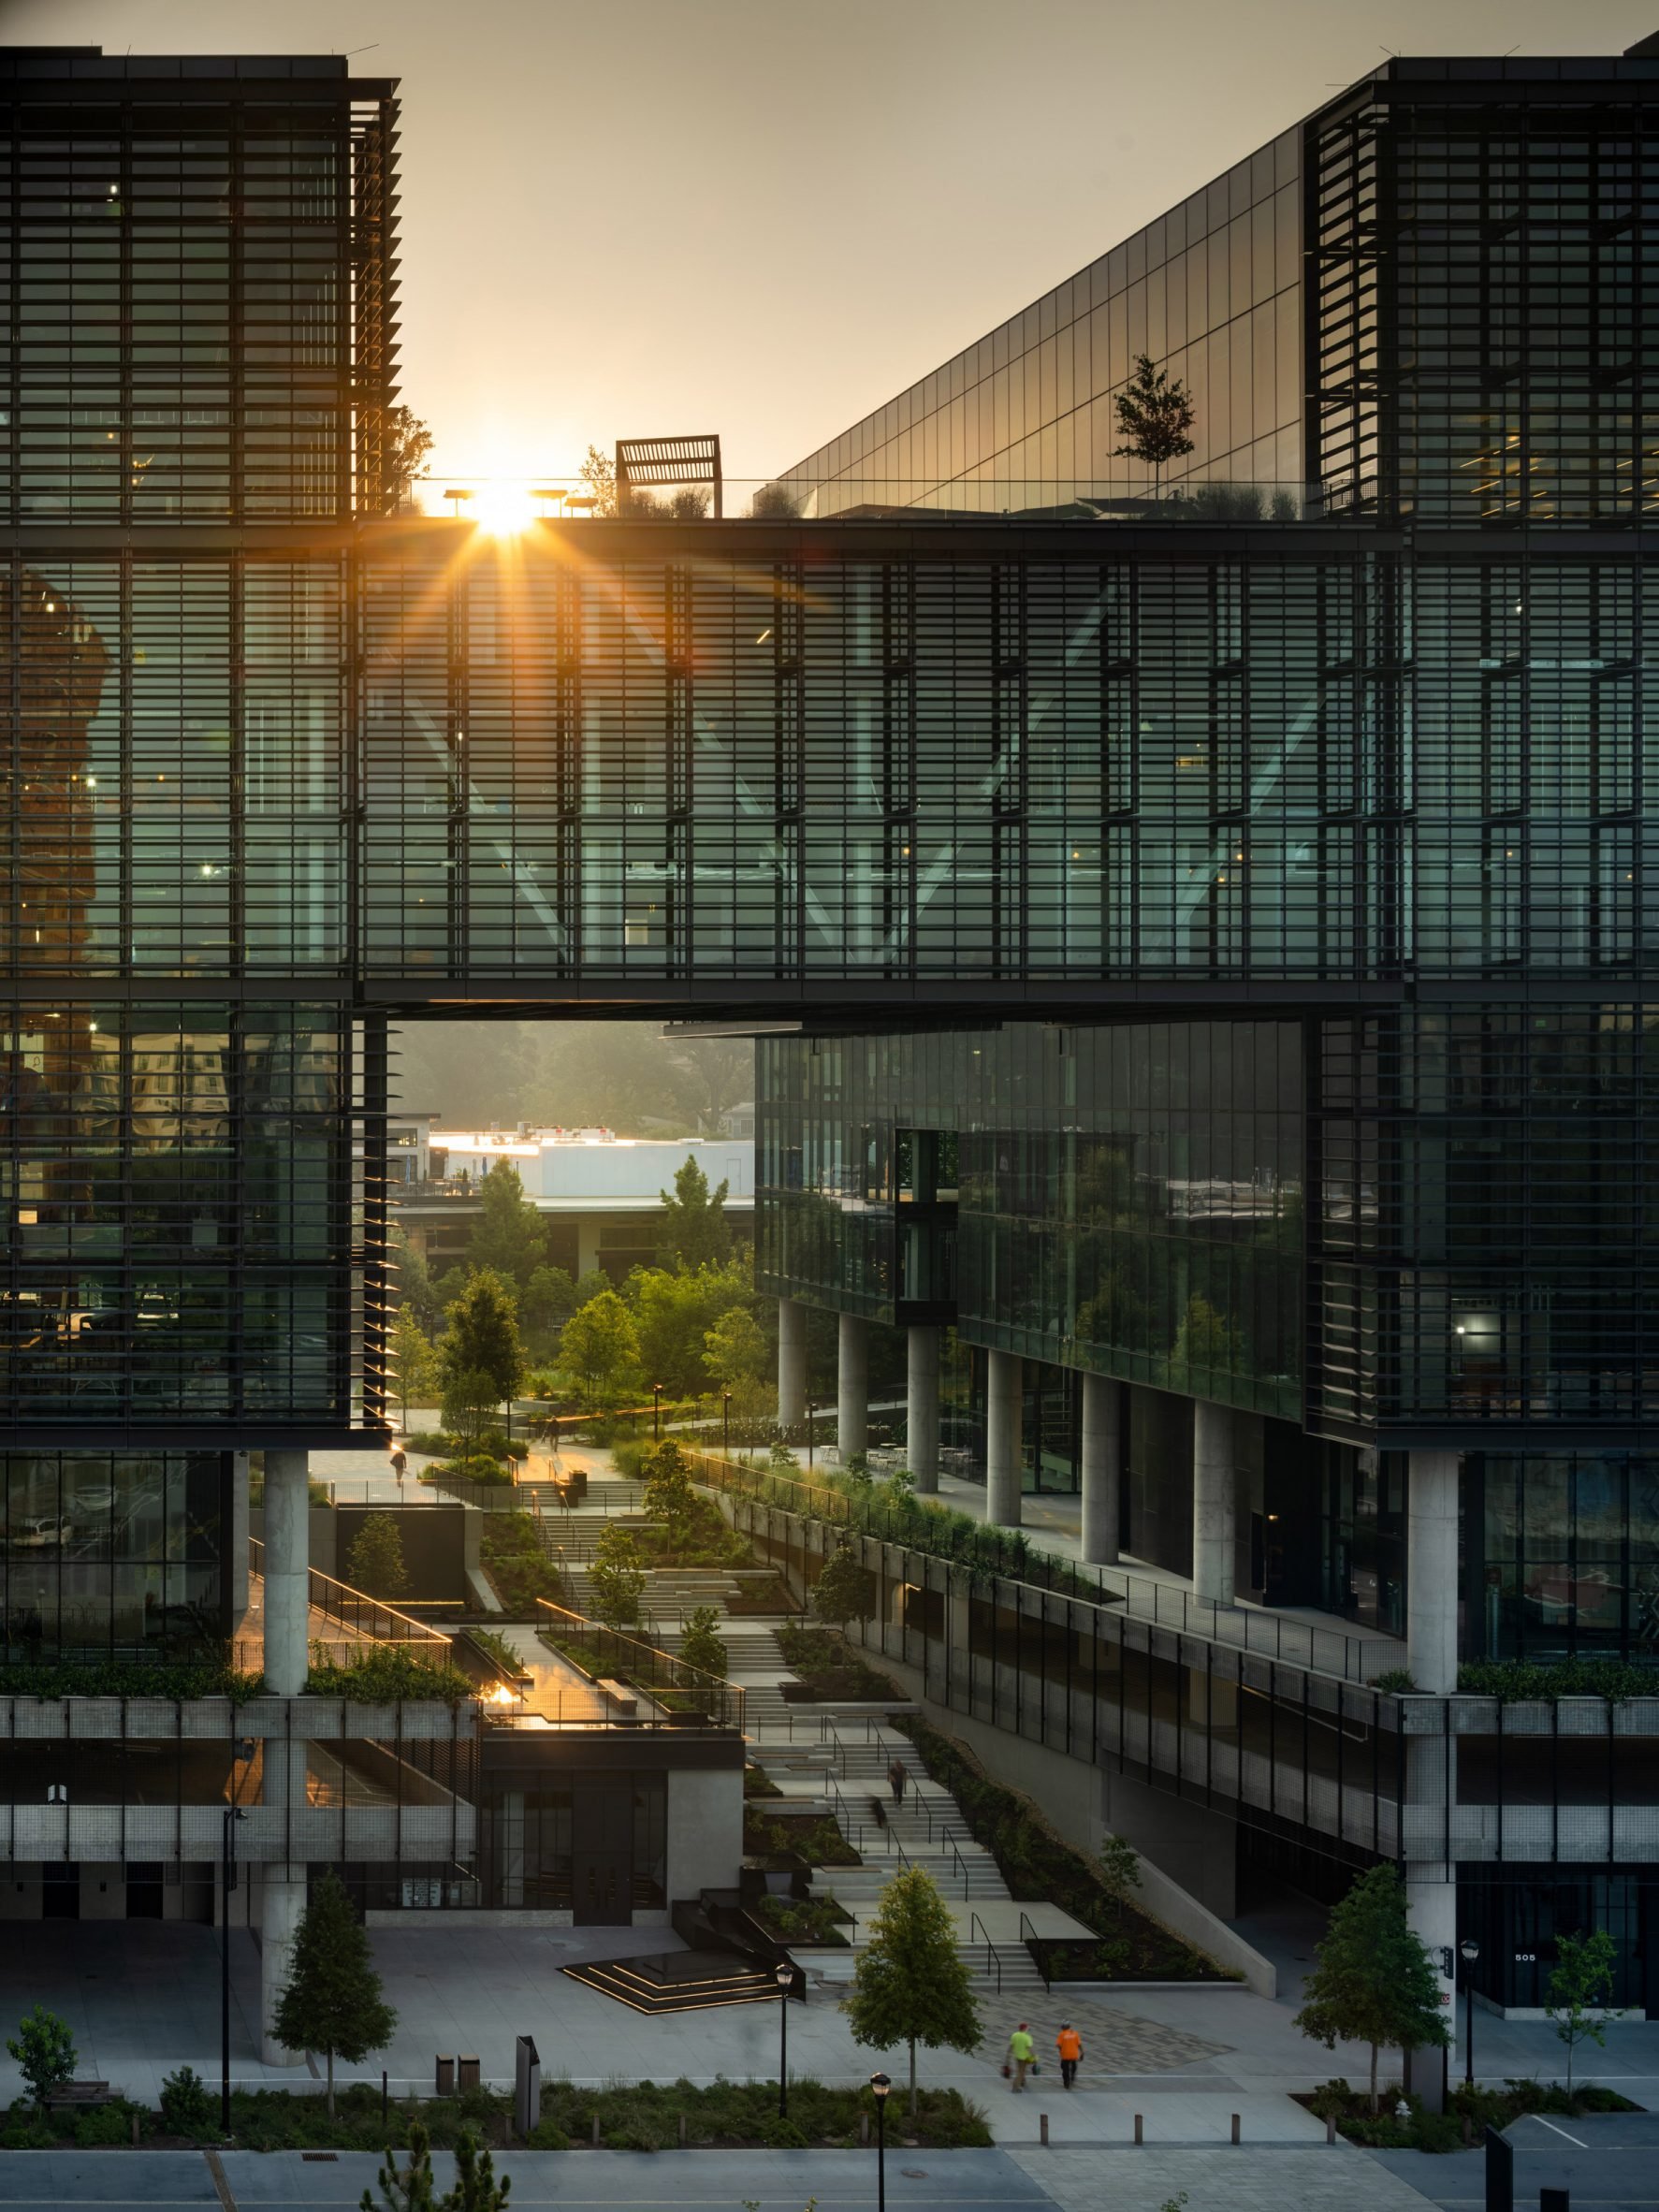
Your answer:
(395, 1126), (754, 1281)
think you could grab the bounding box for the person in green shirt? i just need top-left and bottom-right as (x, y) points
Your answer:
(1006, 2021), (1035, 2091)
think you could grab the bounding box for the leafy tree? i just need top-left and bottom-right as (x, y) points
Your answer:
(641, 1438), (698, 1532)
(678, 1602), (728, 1679)
(841, 1866), (981, 2114)
(749, 482), (801, 518)
(271, 1870), (397, 2117)
(391, 1226), (443, 1334)
(1293, 1865), (1448, 2111)
(578, 443), (616, 517)
(1547, 1928), (1623, 2096)
(441, 1270), (525, 1407)
(520, 1263), (577, 1360)
(1112, 352), (1196, 494)
(469, 1162), (547, 1287)
(704, 1303), (768, 1389)
(587, 1523), (647, 1628)
(346, 1513), (408, 1601)
(632, 1259), (754, 1395)
(442, 1366), (502, 1456)
(657, 1154), (732, 1268)
(7, 2005), (76, 2112)
(812, 1542), (876, 1637)
(384, 404), (434, 512)
(390, 1305), (443, 1428)
(558, 1288), (641, 1408)
(1170, 1293), (1243, 1375)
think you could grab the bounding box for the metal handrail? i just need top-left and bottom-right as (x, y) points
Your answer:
(1019, 1910), (1051, 1995)
(968, 1910), (1003, 1994)
(248, 1536), (454, 1650)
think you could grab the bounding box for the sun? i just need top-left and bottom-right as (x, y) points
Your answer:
(473, 480), (539, 535)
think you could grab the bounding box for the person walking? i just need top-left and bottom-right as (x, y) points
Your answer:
(1006, 2021), (1035, 2092)
(887, 1755), (907, 1806)
(1055, 2021), (1083, 2089)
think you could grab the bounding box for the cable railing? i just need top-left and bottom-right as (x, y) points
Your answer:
(532, 1597), (746, 1734)
(247, 1536), (455, 1652)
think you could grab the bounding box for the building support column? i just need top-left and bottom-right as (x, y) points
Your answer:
(777, 1298), (807, 1432)
(906, 1325), (941, 1493)
(1407, 1450), (1460, 1695)
(261, 1449), (310, 2065)
(1080, 1374), (1120, 1566)
(985, 1350), (1023, 1527)
(837, 1313), (867, 1461)
(1404, 1869), (1457, 2109)
(1191, 1402), (1234, 1606)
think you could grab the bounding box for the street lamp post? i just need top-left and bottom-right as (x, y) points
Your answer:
(807, 1397), (815, 1474)
(653, 1382), (662, 1442)
(1460, 1937), (1480, 2087)
(220, 1736), (255, 2134)
(870, 2072), (890, 2212)
(775, 1961), (793, 2116)
(722, 1390), (733, 1463)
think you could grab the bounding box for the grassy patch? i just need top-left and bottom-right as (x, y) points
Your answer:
(896, 1714), (1234, 1983)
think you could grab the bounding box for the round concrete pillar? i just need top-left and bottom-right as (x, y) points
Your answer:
(1191, 1402), (1234, 1606)
(259, 1871), (307, 2065)
(777, 1298), (807, 1431)
(262, 1449), (310, 1698)
(837, 1313), (868, 1460)
(985, 1350), (1023, 1527)
(906, 1325), (940, 1493)
(1080, 1373), (1121, 1565)
(1407, 1449), (1460, 1695)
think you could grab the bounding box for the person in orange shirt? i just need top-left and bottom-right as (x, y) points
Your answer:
(1055, 2022), (1084, 2089)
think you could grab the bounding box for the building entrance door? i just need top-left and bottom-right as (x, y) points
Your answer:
(41, 1862), (80, 1919)
(573, 1852), (629, 1925)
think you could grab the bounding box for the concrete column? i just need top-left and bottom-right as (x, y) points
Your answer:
(906, 1325), (941, 1492)
(837, 1313), (868, 1460)
(260, 1871), (307, 2065)
(985, 1350), (1023, 1527)
(1191, 1402), (1234, 1606)
(777, 1298), (807, 1430)
(1404, 1870), (1458, 2107)
(1407, 1449), (1460, 1695)
(1080, 1374), (1120, 1565)
(262, 1450), (310, 1697)
(230, 1450), (251, 1620)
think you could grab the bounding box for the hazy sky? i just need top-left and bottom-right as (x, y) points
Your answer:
(8, 0), (1659, 490)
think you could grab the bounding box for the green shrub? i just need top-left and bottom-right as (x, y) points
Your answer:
(160, 2064), (214, 2137)
(74, 2101), (141, 2147)
(305, 1642), (473, 1703)
(480, 1512), (567, 1614)
(1456, 1658), (1657, 1703)
(1370, 1667), (1417, 1694)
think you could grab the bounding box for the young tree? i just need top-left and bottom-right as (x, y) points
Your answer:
(1293, 1864), (1449, 2111)
(633, 1259), (752, 1395)
(578, 443), (616, 516)
(271, 1870), (396, 2117)
(519, 1263), (577, 1361)
(391, 1225), (443, 1334)
(841, 1865), (982, 2114)
(557, 1288), (641, 1408)
(362, 2115), (438, 2212)
(1547, 1928), (1623, 2098)
(7, 2005), (76, 2112)
(277, 1875), (400, 2114)
(586, 1523), (647, 1628)
(346, 1513), (408, 1601)
(468, 1162), (547, 1287)
(1113, 352), (1196, 495)
(812, 1542), (876, 1638)
(441, 1270), (525, 1408)
(390, 1305), (443, 1429)
(678, 1602), (728, 1680)
(657, 1154), (732, 1268)
(704, 1303), (768, 1390)
(1099, 1833), (1142, 1927)
(442, 1365), (502, 1456)
(445, 2129), (512, 2212)
(641, 1438), (698, 1533)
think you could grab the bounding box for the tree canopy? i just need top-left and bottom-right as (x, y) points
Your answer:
(1112, 352), (1196, 491)
(441, 1270), (525, 1407)
(345, 1514), (407, 1601)
(812, 1542), (876, 1634)
(390, 1304), (443, 1427)
(272, 1870), (397, 2116)
(557, 1288), (641, 1408)
(841, 1866), (981, 2112)
(467, 1162), (548, 1287)
(657, 1155), (732, 1269)
(632, 1258), (755, 1395)
(1292, 1865), (1449, 2110)
(704, 1303), (768, 1388)
(587, 1523), (647, 1628)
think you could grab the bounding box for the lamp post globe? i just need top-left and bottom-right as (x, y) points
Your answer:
(870, 2072), (891, 2212)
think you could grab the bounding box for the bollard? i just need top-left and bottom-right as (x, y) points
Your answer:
(1326, 2110), (1337, 2145)
(1040, 2114), (1049, 2147)
(591, 2113), (601, 2147)
(1133, 2113), (1142, 2146)
(678, 2113), (688, 2147)
(1538, 2194), (1569, 2212)
(1230, 2113), (1240, 2145)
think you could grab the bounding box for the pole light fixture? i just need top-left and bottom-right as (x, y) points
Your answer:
(775, 1961), (793, 2116)
(870, 2071), (891, 2212)
(1460, 1937), (1480, 2087)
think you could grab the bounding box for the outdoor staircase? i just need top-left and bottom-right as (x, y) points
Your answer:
(561, 1950), (780, 2016)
